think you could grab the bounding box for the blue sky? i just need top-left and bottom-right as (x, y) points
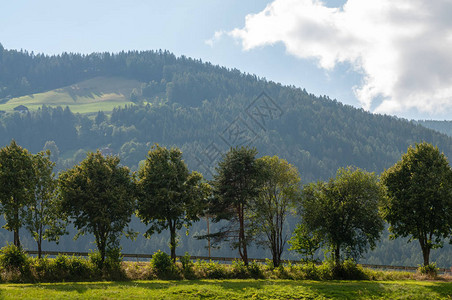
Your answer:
(1, 0), (451, 120)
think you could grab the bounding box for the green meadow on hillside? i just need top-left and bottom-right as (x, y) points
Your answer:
(0, 77), (140, 114)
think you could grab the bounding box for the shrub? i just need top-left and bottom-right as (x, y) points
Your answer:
(193, 260), (226, 279)
(151, 250), (178, 279)
(247, 261), (263, 279)
(104, 248), (123, 271)
(180, 252), (193, 271)
(264, 258), (274, 270)
(231, 259), (248, 278)
(418, 263), (438, 277)
(180, 252), (194, 278)
(298, 262), (320, 280)
(340, 259), (368, 280)
(88, 250), (104, 271)
(0, 244), (29, 275)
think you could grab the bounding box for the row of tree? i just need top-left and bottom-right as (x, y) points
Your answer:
(0, 140), (451, 268)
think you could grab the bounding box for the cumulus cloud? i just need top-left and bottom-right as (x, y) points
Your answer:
(219, 0), (452, 115)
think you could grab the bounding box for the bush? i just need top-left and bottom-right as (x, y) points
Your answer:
(299, 262), (320, 280)
(0, 244), (29, 271)
(151, 250), (178, 279)
(88, 248), (124, 280)
(418, 263), (438, 277)
(247, 261), (263, 279)
(231, 259), (248, 278)
(180, 252), (193, 271)
(264, 258), (274, 270)
(180, 252), (194, 278)
(193, 260), (226, 279)
(88, 250), (104, 270)
(339, 259), (368, 280)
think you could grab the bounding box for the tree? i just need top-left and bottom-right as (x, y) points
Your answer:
(380, 142), (452, 266)
(25, 151), (67, 258)
(288, 223), (322, 263)
(301, 167), (385, 267)
(59, 151), (135, 265)
(136, 144), (208, 261)
(0, 140), (34, 247)
(208, 146), (263, 265)
(252, 155), (301, 267)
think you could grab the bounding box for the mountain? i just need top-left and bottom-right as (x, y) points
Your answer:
(1, 44), (452, 266)
(417, 120), (452, 138)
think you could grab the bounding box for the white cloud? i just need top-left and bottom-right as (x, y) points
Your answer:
(219, 0), (452, 116)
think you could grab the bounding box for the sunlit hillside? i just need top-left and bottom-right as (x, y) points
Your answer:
(0, 77), (140, 114)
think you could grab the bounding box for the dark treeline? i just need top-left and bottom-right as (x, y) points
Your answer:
(1, 45), (452, 266)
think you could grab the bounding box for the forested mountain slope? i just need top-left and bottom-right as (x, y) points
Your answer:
(417, 120), (452, 138)
(1, 44), (452, 267)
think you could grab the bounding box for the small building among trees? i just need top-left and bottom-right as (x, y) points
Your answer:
(13, 105), (29, 113)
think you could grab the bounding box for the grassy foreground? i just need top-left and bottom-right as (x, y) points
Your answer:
(1, 279), (451, 299)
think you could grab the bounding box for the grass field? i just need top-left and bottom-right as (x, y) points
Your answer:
(0, 77), (141, 114)
(0, 279), (451, 299)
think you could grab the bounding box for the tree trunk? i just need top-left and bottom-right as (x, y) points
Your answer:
(420, 242), (431, 266)
(14, 228), (20, 248)
(238, 204), (248, 265)
(169, 221), (176, 262)
(334, 245), (340, 268)
(37, 240), (42, 259)
(13, 207), (20, 248)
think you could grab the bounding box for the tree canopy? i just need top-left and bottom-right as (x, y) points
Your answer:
(59, 151), (135, 264)
(301, 167), (386, 267)
(136, 144), (209, 261)
(208, 146), (263, 265)
(381, 142), (452, 266)
(25, 150), (66, 258)
(0, 140), (34, 247)
(252, 155), (301, 267)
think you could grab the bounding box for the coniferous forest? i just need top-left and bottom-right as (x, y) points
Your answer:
(1, 44), (452, 267)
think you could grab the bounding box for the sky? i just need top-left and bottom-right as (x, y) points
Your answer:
(1, 0), (451, 120)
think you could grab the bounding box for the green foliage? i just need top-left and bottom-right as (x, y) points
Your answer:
(208, 146), (263, 265)
(150, 250), (177, 278)
(289, 223), (322, 263)
(137, 144), (209, 261)
(418, 263), (438, 277)
(301, 167), (386, 267)
(31, 255), (94, 282)
(89, 248), (124, 279)
(381, 142), (452, 266)
(247, 261), (263, 279)
(179, 252), (194, 278)
(0, 243), (29, 271)
(193, 260), (227, 279)
(252, 156), (301, 267)
(59, 151), (135, 265)
(26, 150), (67, 258)
(0, 140), (34, 247)
(231, 259), (249, 279)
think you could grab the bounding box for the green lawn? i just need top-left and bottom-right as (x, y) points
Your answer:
(0, 77), (141, 114)
(0, 280), (451, 299)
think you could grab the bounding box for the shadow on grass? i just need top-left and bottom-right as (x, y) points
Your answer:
(28, 280), (452, 299)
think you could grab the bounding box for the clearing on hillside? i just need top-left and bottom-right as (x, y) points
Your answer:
(0, 77), (142, 114)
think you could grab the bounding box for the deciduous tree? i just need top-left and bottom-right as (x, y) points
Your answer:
(136, 144), (208, 261)
(252, 155), (301, 267)
(25, 151), (67, 258)
(59, 151), (135, 265)
(381, 142), (452, 266)
(0, 140), (34, 248)
(301, 167), (385, 267)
